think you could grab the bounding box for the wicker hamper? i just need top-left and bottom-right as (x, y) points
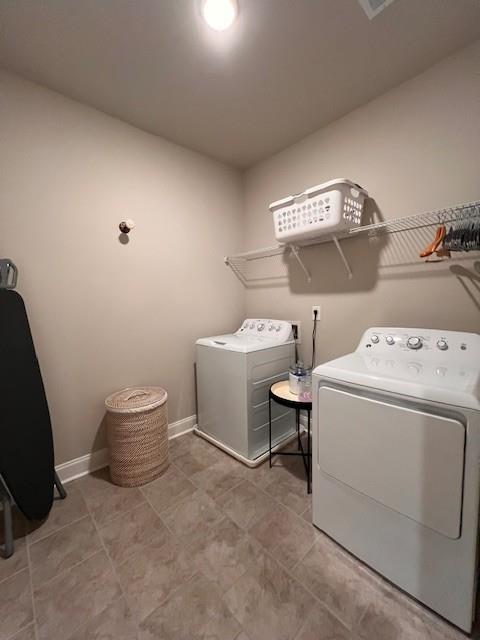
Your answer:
(105, 386), (169, 487)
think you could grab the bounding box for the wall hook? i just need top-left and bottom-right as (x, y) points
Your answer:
(119, 219), (136, 234)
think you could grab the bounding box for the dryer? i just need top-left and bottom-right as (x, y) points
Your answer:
(195, 319), (295, 465)
(312, 327), (480, 632)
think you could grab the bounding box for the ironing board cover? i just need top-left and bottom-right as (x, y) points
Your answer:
(0, 290), (54, 520)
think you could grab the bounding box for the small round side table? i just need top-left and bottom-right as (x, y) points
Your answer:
(269, 380), (312, 494)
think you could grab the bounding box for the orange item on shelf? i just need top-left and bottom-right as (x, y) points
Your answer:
(419, 225), (446, 258)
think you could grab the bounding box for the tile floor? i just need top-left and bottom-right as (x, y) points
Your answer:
(0, 432), (478, 640)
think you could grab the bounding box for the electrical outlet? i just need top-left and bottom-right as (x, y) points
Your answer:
(291, 321), (302, 344)
(312, 306), (321, 321)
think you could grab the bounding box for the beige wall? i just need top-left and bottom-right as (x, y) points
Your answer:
(243, 39), (480, 366)
(1, 38), (479, 466)
(0, 71), (244, 464)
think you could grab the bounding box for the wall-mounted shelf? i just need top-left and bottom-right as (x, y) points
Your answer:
(225, 199), (480, 286)
(349, 199), (480, 237)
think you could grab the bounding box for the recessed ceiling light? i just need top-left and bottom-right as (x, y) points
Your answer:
(201, 0), (238, 31)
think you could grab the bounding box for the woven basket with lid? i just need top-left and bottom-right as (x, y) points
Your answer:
(105, 386), (169, 487)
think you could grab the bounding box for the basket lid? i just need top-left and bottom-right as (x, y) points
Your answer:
(105, 386), (167, 413)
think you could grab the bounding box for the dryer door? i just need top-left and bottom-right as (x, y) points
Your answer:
(318, 386), (465, 539)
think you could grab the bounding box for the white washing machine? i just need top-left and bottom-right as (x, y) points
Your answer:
(195, 319), (296, 465)
(312, 327), (480, 632)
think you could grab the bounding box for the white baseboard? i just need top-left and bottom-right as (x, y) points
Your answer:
(56, 414), (196, 484)
(167, 414), (197, 439)
(55, 448), (110, 484)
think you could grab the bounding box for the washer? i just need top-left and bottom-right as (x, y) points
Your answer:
(312, 327), (480, 632)
(195, 319), (295, 465)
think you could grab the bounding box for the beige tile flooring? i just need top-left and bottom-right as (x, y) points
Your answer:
(0, 432), (478, 640)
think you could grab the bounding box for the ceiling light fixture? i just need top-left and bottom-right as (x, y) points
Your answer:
(201, 0), (238, 31)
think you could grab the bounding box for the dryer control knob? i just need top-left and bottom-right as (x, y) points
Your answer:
(385, 335), (395, 345)
(371, 335), (379, 344)
(249, 323), (255, 329)
(268, 325), (274, 331)
(407, 336), (422, 350)
(275, 325), (281, 332)
(257, 323), (265, 331)
(408, 362), (422, 374)
(437, 339), (448, 351)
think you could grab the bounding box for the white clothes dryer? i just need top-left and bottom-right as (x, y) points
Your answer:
(312, 327), (480, 632)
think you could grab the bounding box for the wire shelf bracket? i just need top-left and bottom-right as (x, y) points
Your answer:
(332, 235), (353, 279)
(289, 245), (312, 283)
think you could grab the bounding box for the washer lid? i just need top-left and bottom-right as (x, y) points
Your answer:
(313, 352), (480, 411)
(196, 333), (293, 353)
(197, 319), (294, 353)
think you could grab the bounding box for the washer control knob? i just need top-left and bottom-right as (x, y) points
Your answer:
(275, 325), (281, 332)
(257, 323), (265, 331)
(385, 335), (395, 345)
(249, 323), (255, 329)
(268, 324), (274, 332)
(371, 335), (379, 344)
(437, 339), (448, 351)
(407, 336), (422, 350)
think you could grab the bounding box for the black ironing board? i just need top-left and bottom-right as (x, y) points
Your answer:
(0, 289), (66, 557)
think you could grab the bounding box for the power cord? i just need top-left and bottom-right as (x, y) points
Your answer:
(311, 309), (318, 369)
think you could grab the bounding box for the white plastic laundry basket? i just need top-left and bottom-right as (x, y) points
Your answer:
(269, 178), (368, 245)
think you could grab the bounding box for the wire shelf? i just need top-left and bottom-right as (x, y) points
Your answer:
(225, 199), (480, 285)
(349, 199), (480, 236)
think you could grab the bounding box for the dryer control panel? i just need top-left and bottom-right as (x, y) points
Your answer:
(359, 327), (479, 362)
(236, 319), (293, 343)
(349, 328), (480, 397)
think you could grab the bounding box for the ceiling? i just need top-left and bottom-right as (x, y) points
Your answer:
(1, 0), (479, 168)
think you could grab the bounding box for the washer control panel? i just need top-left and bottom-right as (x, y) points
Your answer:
(236, 319), (293, 342)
